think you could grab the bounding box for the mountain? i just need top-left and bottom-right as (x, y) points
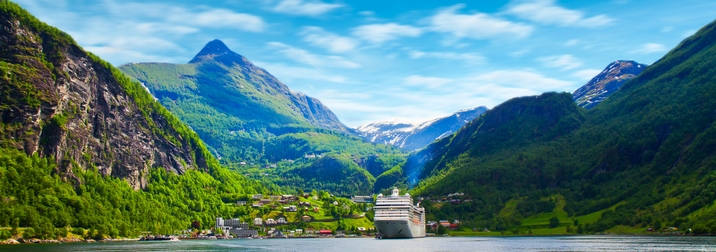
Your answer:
(0, 2), (262, 238)
(192, 39), (350, 134)
(120, 40), (359, 163)
(408, 18), (716, 234)
(572, 60), (648, 109)
(356, 106), (488, 150)
(120, 40), (406, 195)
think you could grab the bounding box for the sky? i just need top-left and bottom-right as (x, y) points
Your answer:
(14, 0), (716, 127)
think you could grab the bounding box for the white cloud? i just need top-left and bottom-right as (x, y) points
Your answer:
(254, 61), (349, 83)
(404, 75), (455, 88)
(633, 43), (667, 54)
(352, 23), (423, 44)
(571, 69), (603, 81)
(509, 49), (530, 57)
(298, 26), (359, 53)
(409, 50), (486, 64)
(661, 26), (674, 33)
(505, 0), (614, 28)
(177, 9), (265, 32)
(271, 0), (344, 17)
(537, 54), (583, 70)
(682, 30), (697, 38)
(14, 0), (269, 65)
(267, 42), (361, 69)
(103, 1), (266, 32)
(427, 4), (533, 40)
(469, 70), (574, 90)
(564, 39), (579, 46)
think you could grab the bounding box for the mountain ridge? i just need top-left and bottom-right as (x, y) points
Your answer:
(408, 18), (716, 234)
(355, 106), (488, 150)
(121, 39), (407, 195)
(121, 40), (355, 162)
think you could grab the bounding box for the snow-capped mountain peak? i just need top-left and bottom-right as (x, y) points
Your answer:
(355, 106), (488, 150)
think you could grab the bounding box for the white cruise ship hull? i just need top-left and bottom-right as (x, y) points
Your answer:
(374, 219), (425, 238)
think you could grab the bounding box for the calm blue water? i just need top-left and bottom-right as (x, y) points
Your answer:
(2, 236), (716, 251)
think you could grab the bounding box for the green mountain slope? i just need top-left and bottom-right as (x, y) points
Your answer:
(0, 2), (265, 238)
(412, 18), (716, 234)
(120, 40), (406, 195)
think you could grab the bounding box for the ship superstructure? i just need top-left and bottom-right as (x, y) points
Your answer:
(374, 187), (425, 238)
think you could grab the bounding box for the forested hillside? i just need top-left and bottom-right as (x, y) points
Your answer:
(0, 2), (266, 239)
(120, 40), (406, 195)
(411, 18), (716, 234)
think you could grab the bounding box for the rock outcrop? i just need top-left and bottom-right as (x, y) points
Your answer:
(0, 5), (211, 189)
(572, 60), (648, 109)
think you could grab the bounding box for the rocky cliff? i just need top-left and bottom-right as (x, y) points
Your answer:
(572, 60), (648, 109)
(0, 5), (213, 189)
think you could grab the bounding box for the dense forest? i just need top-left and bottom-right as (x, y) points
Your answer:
(0, 1), (267, 240)
(408, 18), (716, 234)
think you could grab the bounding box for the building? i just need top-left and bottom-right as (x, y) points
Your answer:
(252, 194), (263, 200)
(216, 218), (257, 237)
(351, 195), (373, 203)
(302, 215), (312, 222)
(236, 201), (247, 206)
(277, 217), (287, 224)
(216, 217), (242, 232)
(427, 221), (438, 231)
(230, 228), (257, 238)
(266, 218), (277, 225)
(253, 218), (263, 226)
(318, 230), (332, 236)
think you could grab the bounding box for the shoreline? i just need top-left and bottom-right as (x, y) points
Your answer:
(4, 233), (712, 245)
(0, 237), (140, 245)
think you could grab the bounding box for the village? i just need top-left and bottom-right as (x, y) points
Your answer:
(193, 191), (375, 239)
(150, 189), (471, 240)
(194, 191), (469, 239)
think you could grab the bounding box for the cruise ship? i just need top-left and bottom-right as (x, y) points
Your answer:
(374, 187), (425, 238)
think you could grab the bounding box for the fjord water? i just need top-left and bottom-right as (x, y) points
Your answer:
(3, 236), (716, 251)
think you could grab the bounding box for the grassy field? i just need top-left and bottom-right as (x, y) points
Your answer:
(246, 194), (373, 233)
(451, 195), (642, 236)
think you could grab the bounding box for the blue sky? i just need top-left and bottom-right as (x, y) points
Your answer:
(15, 0), (716, 127)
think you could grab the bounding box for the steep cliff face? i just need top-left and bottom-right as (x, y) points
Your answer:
(290, 92), (351, 134)
(0, 6), (211, 189)
(572, 60), (648, 109)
